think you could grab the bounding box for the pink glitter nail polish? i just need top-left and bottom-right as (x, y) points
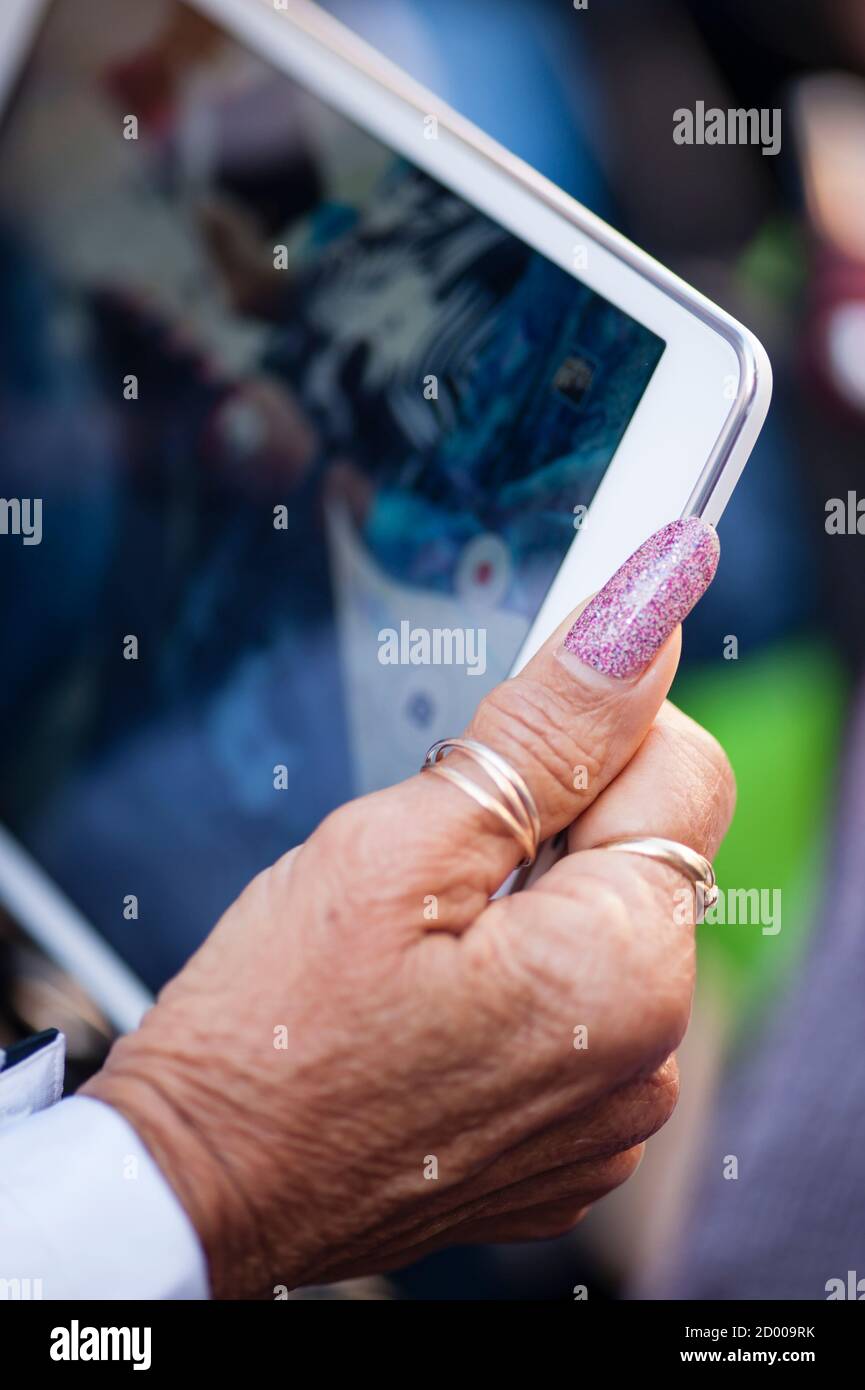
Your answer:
(563, 517), (720, 679)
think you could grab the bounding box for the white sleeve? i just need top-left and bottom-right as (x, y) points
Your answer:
(0, 1033), (209, 1300)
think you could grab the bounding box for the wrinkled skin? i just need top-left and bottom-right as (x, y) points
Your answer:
(85, 608), (735, 1298)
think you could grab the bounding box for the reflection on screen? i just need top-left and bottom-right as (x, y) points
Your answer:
(0, 0), (664, 989)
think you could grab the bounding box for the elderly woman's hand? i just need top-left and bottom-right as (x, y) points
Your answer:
(85, 518), (734, 1298)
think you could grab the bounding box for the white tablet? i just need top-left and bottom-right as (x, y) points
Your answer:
(0, 0), (771, 1030)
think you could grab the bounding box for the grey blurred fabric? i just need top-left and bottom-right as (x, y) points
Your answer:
(649, 685), (865, 1301)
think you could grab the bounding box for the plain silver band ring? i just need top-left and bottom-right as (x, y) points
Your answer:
(421, 737), (541, 867)
(595, 835), (717, 907)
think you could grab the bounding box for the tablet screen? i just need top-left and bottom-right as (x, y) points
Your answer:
(0, 0), (664, 988)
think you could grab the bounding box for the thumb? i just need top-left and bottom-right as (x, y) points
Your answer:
(306, 517), (719, 934)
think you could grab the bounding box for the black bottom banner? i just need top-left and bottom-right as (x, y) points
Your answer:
(3, 1298), (858, 1375)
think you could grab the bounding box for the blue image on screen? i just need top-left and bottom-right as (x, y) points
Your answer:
(0, 0), (664, 988)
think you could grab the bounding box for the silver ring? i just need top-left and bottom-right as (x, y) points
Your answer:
(595, 835), (717, 909)
(421, 737), (541, 867)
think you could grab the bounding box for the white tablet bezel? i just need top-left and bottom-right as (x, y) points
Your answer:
(0, 0), (771, 1030)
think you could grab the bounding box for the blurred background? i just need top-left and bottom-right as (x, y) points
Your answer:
(3, 0), (865, 1299)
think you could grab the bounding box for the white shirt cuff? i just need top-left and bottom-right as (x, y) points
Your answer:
(0, 1088), (210, 1299)
(0, 1028), (65, 1123)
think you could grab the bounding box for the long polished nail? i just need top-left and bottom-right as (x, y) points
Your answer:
(562, 517), (719, 679)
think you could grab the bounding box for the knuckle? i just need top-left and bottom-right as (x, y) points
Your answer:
(688, 721), (736, 812)
(586, 1144), (645, 1198)
(628, 930), (694, 1066)
(666, 711), (737, 844)
(579, 861), (695, 1072)
(617, 1058), (681, 1144)
(309, 799), (363, 866)
(647, 979), (693, 1068)
(578, 1057), (680, 1154)
(471, 677), (604, 806)
(518, 1147), (644, 1212)
(305, 798), (388, 920)
(644, 1055), (681, 1130)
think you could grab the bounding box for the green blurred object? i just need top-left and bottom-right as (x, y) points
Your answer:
(735, 216), (807, 307)
(674, 640), (848, 1024)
